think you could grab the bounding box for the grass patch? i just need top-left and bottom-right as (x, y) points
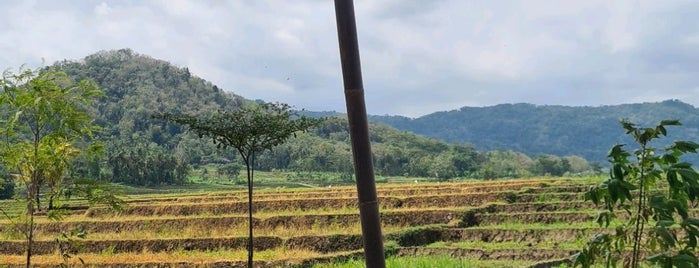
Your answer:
(313, 255), (534, 267)
(427, 240), (586, 250)
(466, 220), (622, 230)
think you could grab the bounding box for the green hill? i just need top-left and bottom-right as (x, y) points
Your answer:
(370, 100), (699, 163)
(49, 49), (511, 184)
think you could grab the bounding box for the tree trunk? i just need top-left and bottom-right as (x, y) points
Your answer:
(25, 184), (35, 268)
(35, 191), (41, 212)
(26, 213), (34, 268)
(246, 153), (254, 267)
(48, 194), (54, 211)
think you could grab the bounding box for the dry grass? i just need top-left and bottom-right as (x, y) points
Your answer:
(0, 247), (338, 265)
(24, 222), (413, 241)
(0, 177), (596, 266)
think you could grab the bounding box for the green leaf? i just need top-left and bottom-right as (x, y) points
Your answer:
(678, 169), (699, 184)
(596, 211), (612, 227)
(639, 129), (654, 144)
(656, 226), (676, 247)
(620, 120), (636, 133)
(672, 252), (698, 268)
(584, 186), (601, 204)
(607, 144), (627, 159)
(619, 180), (637, 190)
(667, 171), (681, 189)
(660, 119), (681, 126)
(647, 252), (666, 262)
(684, 218), (699, 227)
(657, 220), (675, 227)
(572, 252), (589, 268)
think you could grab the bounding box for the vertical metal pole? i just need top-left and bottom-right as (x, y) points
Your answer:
(333, 1), (386, 267)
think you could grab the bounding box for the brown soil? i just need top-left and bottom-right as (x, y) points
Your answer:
(0, 234), (364, 257)
(85, 197), (403, 217)
(1, 210), (458, 237)
(86, 190), (558, 218)
(0, 236), (282, 255)
(284, 234), (363, 253)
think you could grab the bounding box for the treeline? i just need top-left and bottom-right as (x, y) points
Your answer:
(252, 116), (598, 180)
(370, 100), (699, 164)
(39, 49), (598, 188)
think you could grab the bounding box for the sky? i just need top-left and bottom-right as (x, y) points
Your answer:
(1, 1), (698, 118)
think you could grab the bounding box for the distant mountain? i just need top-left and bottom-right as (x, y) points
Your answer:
(50, 48), (693, 182)
(370, 100), (699, 163)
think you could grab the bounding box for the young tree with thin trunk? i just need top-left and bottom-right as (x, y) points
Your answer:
(575, 120), (699, 268)
(0, 67), (110, 267)
(154, 102), (322, 267)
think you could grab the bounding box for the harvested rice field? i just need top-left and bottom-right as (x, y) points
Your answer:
(0, 177), (619, 267)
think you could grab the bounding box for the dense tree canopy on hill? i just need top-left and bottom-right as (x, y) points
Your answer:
(370, 100), (699, 163)
(34, 49), (595, 186)
(52, 49), (243, 185)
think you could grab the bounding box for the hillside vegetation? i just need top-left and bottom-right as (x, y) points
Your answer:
(37, 49), (595, 187)
(370, 100), (699, 163)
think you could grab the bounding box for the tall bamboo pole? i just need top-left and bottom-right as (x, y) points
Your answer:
(333, 1), (386, 267)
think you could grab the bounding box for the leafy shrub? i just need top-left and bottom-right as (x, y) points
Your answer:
(384, 240), (399, 257)
(574, 120), (699, 268)
(0, 177), (14, 200)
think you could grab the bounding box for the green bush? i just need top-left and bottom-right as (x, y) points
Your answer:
(0, 177), (14, 200)
(575, 120), (699, 268)
(383, 240), (399, 257)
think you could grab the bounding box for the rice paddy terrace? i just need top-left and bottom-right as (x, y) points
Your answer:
(0, 178), (614, 267)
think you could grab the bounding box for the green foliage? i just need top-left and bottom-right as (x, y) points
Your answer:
(105, 138), (190, 186)
(371, 100), (699, 164)
(534, 155), (572, 176)
(289, 116), (485, 180)
(52, 49), (243, 185)
(575, 120), (699, 268)
(154, 101), (322, 267)
(154, 102), (322, 163)
(0, 66), (126, 267)
(383, 240), (399, 257)
(0, 176), (14, 200)
(55, 226), (87, 267)
(217, 163), (242, 180)
(314, 254), (514, 267)
(46, 50), (595, 184)
(0, 67), (103, 211)
(64, 178), (126, 212)
(478, 151), (534, 179)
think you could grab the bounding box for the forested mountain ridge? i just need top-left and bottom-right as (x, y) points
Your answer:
(370, 100), (699, 163)
(45, 49), (558, 185)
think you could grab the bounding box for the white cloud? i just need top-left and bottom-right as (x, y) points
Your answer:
(1, 0), (697, 117)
